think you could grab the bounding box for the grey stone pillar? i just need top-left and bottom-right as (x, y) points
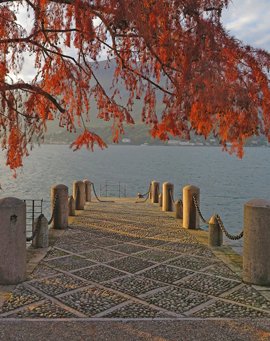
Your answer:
(208, 215), (223, 247)
(73, 181), (85, 210)
(32, 215), (49, 248)
(175, 200), (183, 219)
(84, 180), (92, 202)
(51, 184), (68, 229)
(0, 197), (26, 284)
(243, 199), (270, 286)
(162, 182), (174, 212)
(158, 193), (163, 207)
(68, 196), (75, 216)
(183, 185), (200, 229)
(151, 181), (160, 204)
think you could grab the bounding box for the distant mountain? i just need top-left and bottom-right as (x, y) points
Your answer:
(46, 58), (165, 133)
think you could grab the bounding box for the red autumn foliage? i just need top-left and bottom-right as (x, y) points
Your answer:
(1, 0), (270, 172)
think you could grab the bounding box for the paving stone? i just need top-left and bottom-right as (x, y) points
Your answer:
(178, 273), (240, 296)
(7, 300), (76, 318)
(107, 256), (155, 274)
(109, 243), (147, 255)
(104, 275), (164, 297)
(160, 243), (215, 257)
(54, 242), (98, 254)
(145, 287), (211, 314)
(167, 255), (216, 271)
(141, 265), (193, 284)
(29, 274), (87, 296)
(136, 249), (179, 262)
(104, 302), (171, 318)
(94, 237), (122, 247)
(132, 238), (168, 247)
(201, 263), (241, 281)
(43, 248), (70, 260)
(81, 249), (124, 262)
(0, 285), (44, 313)
(73, 265), (125, 283)
(193, 300), (270, 318)
(28, 263), (61, 280)
(45, 255), (96, 272)
(225, 285), (270, 311)
(59, 287), (126, 317)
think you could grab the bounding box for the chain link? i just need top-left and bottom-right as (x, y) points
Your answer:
(192, 195), (209, 224)
(26, 214), (44, 242)
(48, 194), (58, 225)
(91, 182), (115, 203)
(135, 183), (151, 203)
(215, 214), (244, 240)
(169, 189), (175, 204)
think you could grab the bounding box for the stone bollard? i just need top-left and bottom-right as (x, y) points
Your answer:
(183, 185), (200, 229)
(175, 200), (183, 219)
(159, 193), (163, 207)
(68, 196), (75, 216)
(151, 181), (160, 204)
(73, 181), (85, 210)
(243, 199), (270, 286)
(32, 214), (49, 248)
(208, 215), (223, 247)
(162, 182), (174, 212)
(51, 184), (68, 229)
(84, 179), (92, 202)
(0, 197), (26, 284)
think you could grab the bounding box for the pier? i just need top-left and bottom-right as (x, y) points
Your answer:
(1, 184), (270, 340)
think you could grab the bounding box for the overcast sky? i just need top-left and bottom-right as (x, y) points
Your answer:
(13, 0), (270, 81)
(222, 0), (270, 51)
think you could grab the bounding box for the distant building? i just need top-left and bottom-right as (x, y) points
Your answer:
(122, 138), (131, 143)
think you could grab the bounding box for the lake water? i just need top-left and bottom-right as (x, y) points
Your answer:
(1, 144), (270, 252)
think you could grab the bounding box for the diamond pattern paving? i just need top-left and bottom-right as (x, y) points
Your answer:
(1, 198), (270, 320)
(145, 286), (211, 314)
(58, 287), (127, 317)
(104, 275), (165, 297)
(107, 256), (155, 273)
(29, 274), (87, 296)
(73, 265), (125, 283)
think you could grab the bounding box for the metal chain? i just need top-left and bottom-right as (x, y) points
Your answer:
(48, 194), (58, 225)
(135, 183), (151, 203)
(192, 195), (209, 224)
(216, 214), (244, 240)
(169, 189), (175, 204)
(26, 214), (44, 242)
(91, 182), (115, 203)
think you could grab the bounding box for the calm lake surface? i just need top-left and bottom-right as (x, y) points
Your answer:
(1, 144), (269, 252)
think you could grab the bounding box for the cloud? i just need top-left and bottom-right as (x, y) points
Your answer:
(222, 0), (270, 51)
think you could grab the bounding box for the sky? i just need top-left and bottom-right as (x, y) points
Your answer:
(12, 0), (270, 81)
(222, 0), (270, 51)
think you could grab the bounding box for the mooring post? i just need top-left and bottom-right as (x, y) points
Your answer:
(208, 215), (223, 247)
(32, 214), (49, 248)
(243, 199), (270, 286)
(151, 180), (160, 204)
(175, 200), (183, 219)
(162, 182), (174, 212)
(84, 179), (92, 202)
(51, 184), (68, 229)
(73, 181), (85, 210)
(158, 193), (163, 207)
(68, 195), (75, 216)
(0, 197), (26, 284)
(183, 185), (200, 229)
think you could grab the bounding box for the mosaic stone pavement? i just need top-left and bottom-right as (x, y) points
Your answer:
(1, 198), (270, 320)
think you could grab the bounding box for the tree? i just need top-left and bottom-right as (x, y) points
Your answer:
(1, 0), (270, 174)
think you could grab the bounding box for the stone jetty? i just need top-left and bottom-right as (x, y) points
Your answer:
(0, 198), (270, 340)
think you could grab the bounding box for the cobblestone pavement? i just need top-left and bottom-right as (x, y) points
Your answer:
(1, 199), (270, 320)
